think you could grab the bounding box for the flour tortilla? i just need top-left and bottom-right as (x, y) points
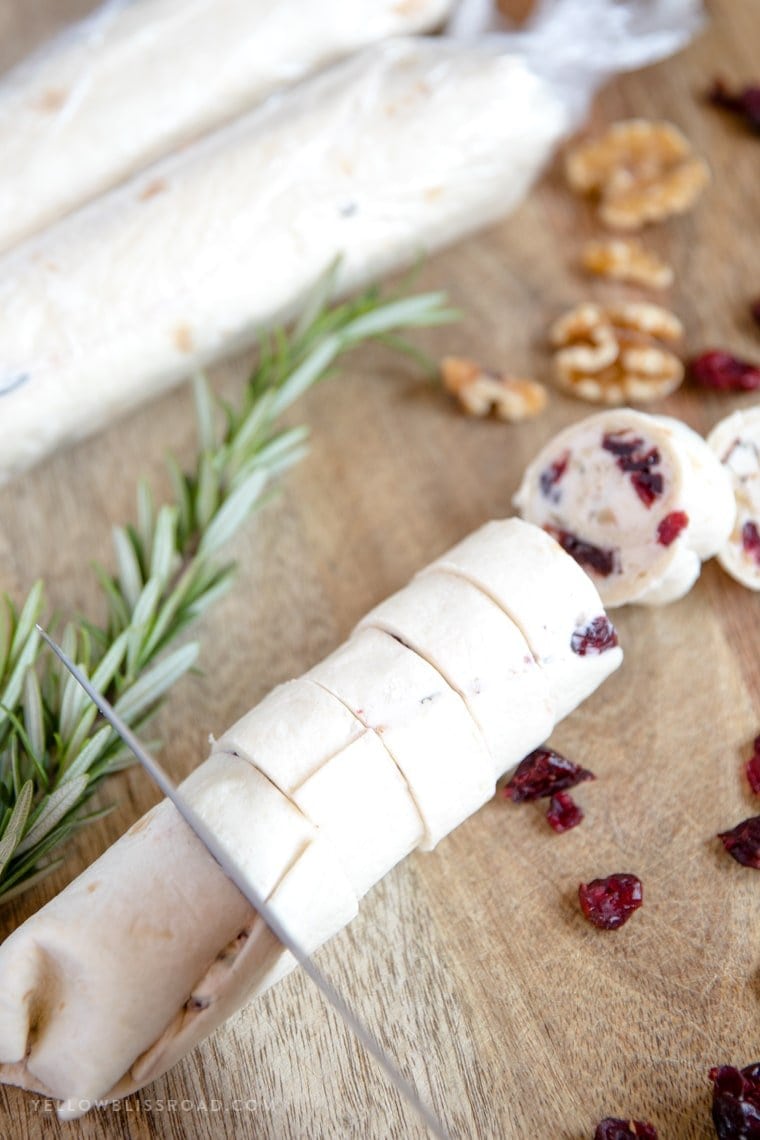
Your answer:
(0, 0), (452, 255)
(0, 752), (357, 1118)
(306, 627), (495, 849)
(290, 730), (425, 896)
(215, 677), (364, 793)
(216, 680), (424, 896)
(425, 517), (624, 717)
(357, 569), (555, 775)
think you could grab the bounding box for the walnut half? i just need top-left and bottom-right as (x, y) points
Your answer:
(581, 238), (674, 290)
(565, 119), (710, 230)
(549, 301), (684, 404)
(440, 356), (547, 421)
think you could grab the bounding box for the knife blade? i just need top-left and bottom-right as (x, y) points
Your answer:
(37, 625), (451, 1140)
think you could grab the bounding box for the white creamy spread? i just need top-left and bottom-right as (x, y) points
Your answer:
(708, 407), (760, 590)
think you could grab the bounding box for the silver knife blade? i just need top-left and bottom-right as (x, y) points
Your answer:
(37, 626), (451, 1140)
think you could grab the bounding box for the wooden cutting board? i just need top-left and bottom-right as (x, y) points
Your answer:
(1, 2), (758, 1136)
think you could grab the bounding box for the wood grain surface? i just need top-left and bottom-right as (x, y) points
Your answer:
(1, 1), (759, 1137)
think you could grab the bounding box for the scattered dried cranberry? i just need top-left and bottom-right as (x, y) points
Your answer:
(571, 615), (619, 656)
(746, 736), (760, 795)
(546, 791), (584, 832)
(689, 351), (760, 392)
(707, 78), (760, 133)
(505, 747), (595, 803)
(545, 526), (619, 577)
(602, 432), (664, 507)
(710, 1063), (760, 1138)
(718, 816), (760, 868)
(595, 1118), (658, 1139)
(742, 522), (760, 565)
(657, 510), (689, 546)
(539, 450), (571, 501)
(578, 873), (643, 930)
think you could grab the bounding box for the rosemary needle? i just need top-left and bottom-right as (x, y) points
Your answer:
(0, 269), (455, 902)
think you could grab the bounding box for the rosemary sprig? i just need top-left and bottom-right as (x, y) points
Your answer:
(0, 274), (456, 903)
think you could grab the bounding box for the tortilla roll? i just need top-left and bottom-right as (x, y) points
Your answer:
(514, 411), (735, 607)
(425, 518), (624, 717)
(216, 677), (365, 792)
(216, 680), (424, 896)
(0, 751), (358, 1120)
(357, 569), (555, 775)
(0, 518), (621, 1118)
(0, 0), (452, 255)
(306, 627), (495, 850)
(286, 730), (425, 897)
(0, 36), (568, 480)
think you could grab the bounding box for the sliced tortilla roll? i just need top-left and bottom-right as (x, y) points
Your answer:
(114, 829), (359, 1108)
(0, 518), (622, 1118)
(291, 731), (425, 897)
(0, 36), (567, 480)
(307, 627), (495, 850)
(215, 680), (423, 896)
(707, 407), (760, 590)
(0, 0), (452, 255)
(0, 752), (357, 1117)
(514, 410), (735, 607)
(215, 676), (364, 793)
(424, 517), (623, 719)
(357, 569), (555, 775)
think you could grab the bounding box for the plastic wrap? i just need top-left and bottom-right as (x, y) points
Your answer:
(0, 0), (453, 254)
(0, 0), (703, 484)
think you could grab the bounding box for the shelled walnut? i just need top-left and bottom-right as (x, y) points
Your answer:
(581, 238), (674, 289)
(565, 120), (709, 230)
(549, 301), (684, 404)
(440, 356), (547, 421)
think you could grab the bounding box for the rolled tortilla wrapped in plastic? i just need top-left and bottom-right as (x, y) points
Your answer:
(0, 518), (623, 1118)
(0, 0), (702, 483)
(0, 0), (452, 255)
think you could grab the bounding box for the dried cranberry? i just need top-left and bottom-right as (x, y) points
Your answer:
(546, 791), (584, 832)
(571, 615), (619, 656)
(710, 1063), (760, 1138)
(751, 298), (760, 329)
(718, 816), (760, 868)
(578, 873), (643, 930)
(631, 470), (664, 507)
(689, 351), (760, 392)
(747, 737), (760, 795)
(545, 526), (619, 577)
(601, 432), (645, 460)
(602, 432), (663, 507)
(595, 1119), (658, 1139)
(656, 510), (689, 546)
(742, 522), (760, 565)
(539, 450), (570, 501)
(707, 78), (760, 133)
(504, 747), (595, 803)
